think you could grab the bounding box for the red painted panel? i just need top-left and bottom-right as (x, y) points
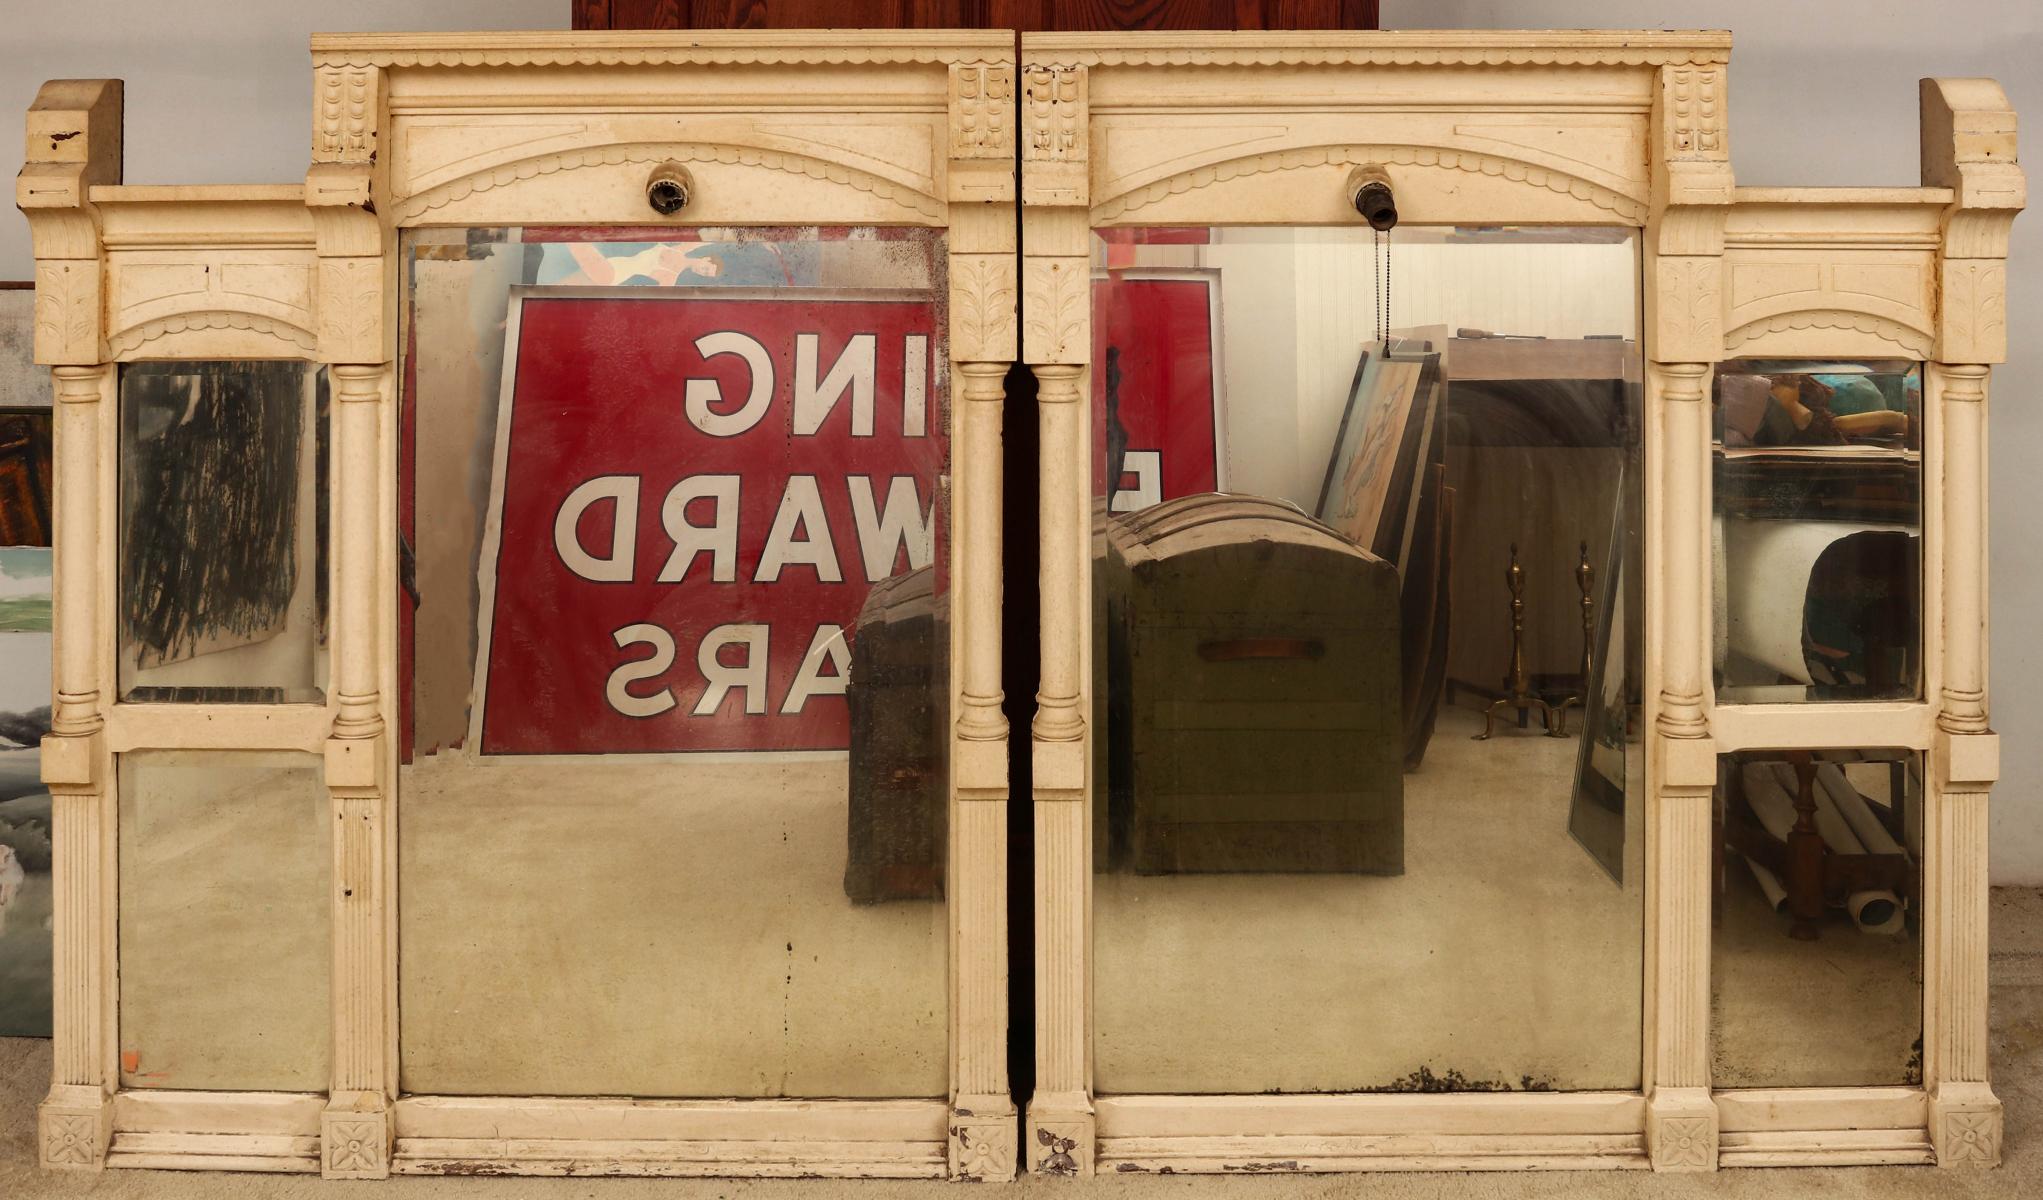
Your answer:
(1091, 274), (1220, 508)
(478, 292), (946, 755)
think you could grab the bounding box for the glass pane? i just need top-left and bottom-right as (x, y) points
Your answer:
(1713, 360), (1922, 703)
(119, 749), (329, 1090)
(1092, 226), (1644, 1093)
(398, 227), (948, 1097)
(1713, 748), (1923, 1086)
(119, 362), (329, 703)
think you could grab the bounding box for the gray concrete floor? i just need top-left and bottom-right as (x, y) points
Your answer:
(6, 888), (2043, 1197)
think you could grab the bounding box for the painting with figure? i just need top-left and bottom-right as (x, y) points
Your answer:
(0, 285), (52, 1037)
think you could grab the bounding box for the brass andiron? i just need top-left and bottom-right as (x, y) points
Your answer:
(1550, 541), (1595, 736)
(1476, 543), (1561, 739)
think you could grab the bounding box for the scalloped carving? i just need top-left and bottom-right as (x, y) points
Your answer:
(107, 310), (318, 357)
(1723, 309), (1934, 357)
(1093, 144), (1647, 223)
(392, 141), (945, 224)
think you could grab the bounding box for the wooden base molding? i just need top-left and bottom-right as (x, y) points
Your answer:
(1096, 1093), (1647, 1174)
(386, 1096), (950, 1179)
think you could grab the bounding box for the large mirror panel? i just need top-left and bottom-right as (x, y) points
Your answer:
(397, 228), (951, 1097)
(1090, 226), (1644, 1094)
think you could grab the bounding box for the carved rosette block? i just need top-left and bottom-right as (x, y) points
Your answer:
(38, 1097), (112, 1172)
(1931, 1082), (2001, 1168)
(950, 1110), (1017, 1182)
(322, 1101), (392, 1180)
(1029, 1112), (1093, 1178)
(1647, 1087), (1716, 1172)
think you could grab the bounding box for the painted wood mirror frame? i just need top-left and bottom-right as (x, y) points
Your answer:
(18, 32), (1020, 1181)
(1020, 30), (2022, 1176)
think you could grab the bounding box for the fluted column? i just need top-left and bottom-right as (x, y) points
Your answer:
(38, 364), (116, 1171)
(949, 358), (1013, 1178)
(1925, 362), (2001, 1167)
(1645, 360), (1717, 1172)
(322, 363), (393, 1179)
(1028, 360), (1091, 1176)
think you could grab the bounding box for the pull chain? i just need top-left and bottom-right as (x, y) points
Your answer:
(1373, 228), (1392, 344)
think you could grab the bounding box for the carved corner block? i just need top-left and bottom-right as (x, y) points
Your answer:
(1028, 1113), (1093, 1178)
(322, 1098), (392, 1180)
(949, 254), (1019, 364)
(1032, 736), (1085, 799)
(38, 1088), (113, 1171)
(30, 259), (103, 366)
(954, 734), (1008, 801)
(1647, 256), (1725, 364)
(1647, 1087), (1717, 1172)
(1022, 257), (1089, 366)
(324, 732), (384, 790)
(1937, 259), (2010, 364)
(1930, 1082), (2001, 1168)
(315, 256), (386, 364)
(950, 1109), (1017, 1182)
(1655, 733), (1717, 791)
(1936, 730), (2001, 791)
(39, 730), (100, 789)
(949, 62), (1015, 162)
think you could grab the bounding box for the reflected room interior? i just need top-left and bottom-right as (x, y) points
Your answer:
(397, 228), (952, 1098)
(1088, 226), (1647, 1095)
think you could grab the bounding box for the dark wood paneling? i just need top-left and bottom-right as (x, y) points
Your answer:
(572, 0), (1378, 30)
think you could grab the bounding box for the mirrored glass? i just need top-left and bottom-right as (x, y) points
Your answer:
(1713, 360), (1922, 703)
(1091, 226), (1644, 1093)
(398, 227), (949, 1097)
(118, 362), (329, 703)
(119, 749), (329, 1090)
(1712, 748), (1923, 1087)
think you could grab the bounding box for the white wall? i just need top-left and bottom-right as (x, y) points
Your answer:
(4, 1), (2041, 878)
(0, 0), (565, 277)
(1388, 1), (2043, 884)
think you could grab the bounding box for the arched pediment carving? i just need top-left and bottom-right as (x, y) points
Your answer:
(1722, 308), (1935, 358)
(391, 140), (947, 224)
(1092, 143), (1649, 224)
(107, 309), (318, 358)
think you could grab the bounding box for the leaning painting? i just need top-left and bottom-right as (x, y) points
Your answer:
(0, 284), (54, 1037)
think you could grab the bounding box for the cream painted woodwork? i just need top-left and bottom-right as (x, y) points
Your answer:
(17, 32), (1018, 1181)
(1020, 31), (2022, 1177)
(13, 27), (2024, 1184)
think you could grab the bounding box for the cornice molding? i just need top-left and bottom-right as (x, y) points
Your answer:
(391, 140), (946, 224)
(1023, 31), (1730, 69)
(312, 31), (1010, 71)
(1094, 143), (1648, 224)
